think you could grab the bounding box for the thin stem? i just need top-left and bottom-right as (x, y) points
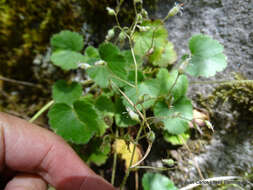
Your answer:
(129, 40), (139, 89)
(0, 76), (42, 89)
(130, 141), (152, 168)
(29, 100), (54, 123)
(111, 81), (153, 189)
(190, 80), (253, 85)
(81, 79), (93, 86)
(111, 75), (135, 88)
(111, 129), (118, 186)
(130, 5), (139, 37)
(114, 14), (122, 30)
(168, 72), (180, 97)
(134, 166), (173, 171)
(135, 171), (139, 190)
(120, 123), (145, 190)
(133, 0), (138, 16)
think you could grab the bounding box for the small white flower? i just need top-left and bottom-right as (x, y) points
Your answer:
(78, 63), (91, 69)
(94, 60), (106, 66)
(167, 3), (184, 17)
(106, 7), (116, 16)
(126, 107), (140, 121)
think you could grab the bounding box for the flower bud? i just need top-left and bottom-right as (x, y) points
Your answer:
(119, 31), (126, 41)
(137, 25), (151, 32)
(106, 7), (116, 16)
(106, 28), (115, 41)
(167, 3), (183, 18)
(141, 9), (149, 19)
(126, 107), (140, 122)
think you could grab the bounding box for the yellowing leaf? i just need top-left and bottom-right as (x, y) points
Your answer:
(113, 139), (142, 169)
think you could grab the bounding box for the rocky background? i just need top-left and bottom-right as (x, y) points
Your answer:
(151, 0), (253, 189)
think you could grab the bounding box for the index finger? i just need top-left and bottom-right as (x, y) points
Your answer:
(0, 112), (114, 190)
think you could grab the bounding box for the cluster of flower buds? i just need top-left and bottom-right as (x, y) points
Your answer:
(167, 3), (184, 18)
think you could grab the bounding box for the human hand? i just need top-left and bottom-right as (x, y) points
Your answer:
(0, 112), (115, 190)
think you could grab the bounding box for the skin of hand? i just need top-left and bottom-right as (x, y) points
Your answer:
(0, 112), (115, 190)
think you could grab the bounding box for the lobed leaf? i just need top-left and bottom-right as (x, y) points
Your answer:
(50, 30), (84, 52)
(186, 34), (227, 77)
(95, 95), (115, 114)
(85, 46), (100, 58)
(99, 43), (127, 79)
(149, 42), (177, 67)
(83, 138), (111, 166)
(123, 79), (160, 110)
(154, 97), (193, 135)
(164, 132), (190, 145)
(142, 173), (178, 190)
(51, 50), (86, 70)
(48, 103), (96, 144)
(52, 80), (82, 106)
(133, 20), (177, 67)
(133, 20), (168, 57)
(86, 65), (111, 88)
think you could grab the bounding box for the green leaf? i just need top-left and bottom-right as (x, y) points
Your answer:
(99, 42), (120, 60)
(127, 70), (144, 85)
(149, 42), (177, 67)
(154, 97), (193, 135)
(167, 70), (188, 103)
(48, 103), (95, 144)
(50, 30), (84, 52)
(52, 80), (82, 106)
(133, 20), (168, 58)
(133, 20), (177, 67)
(82, 46), (101, 65)
(86, 65), (111, 88)
(99, 42), (127, 79)
(51, 50), (86, 70)
(123, 79), (160, 110)
(122, 50), (142, 69)
(106, 54), (127, 79)
(156, 68), (170, 96)
(84, 138), (111, 166)
(95, 95), (115, 114)
(95, 95), (115, 128)
(115, 97), (137, 127)
(156, 69), (188, 102)
(87, 43), (128, 87)
(74, 100), (107, 136)
(164, 132), (190, 145)
(85, 46), (100, 58)
(186, 34), (227, 77)
(142, 173), (178, 190)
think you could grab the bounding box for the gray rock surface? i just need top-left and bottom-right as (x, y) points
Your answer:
(149, 0), (253, 188)
(153, 0), (253, 79)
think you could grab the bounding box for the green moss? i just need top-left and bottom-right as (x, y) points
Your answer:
(0, 0), (158, 76)
(213, 80), (253, 113)
(0, 0), (85, 74)
(205, 73), (253, 115)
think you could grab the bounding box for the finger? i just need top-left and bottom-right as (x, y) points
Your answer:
(0, 124), (4, 172)
(4, 173), (47, 190)
(0, 112), (114, 190)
